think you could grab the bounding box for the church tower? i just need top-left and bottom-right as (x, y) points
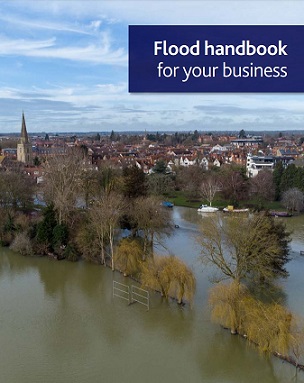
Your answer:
(17, 112), (32, 165)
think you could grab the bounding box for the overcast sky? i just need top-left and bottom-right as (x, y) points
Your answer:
(1, 0), (304, 133)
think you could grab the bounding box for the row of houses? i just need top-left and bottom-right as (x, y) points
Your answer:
(1, 114), (304, 181)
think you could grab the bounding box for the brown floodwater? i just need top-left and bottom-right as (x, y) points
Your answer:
(0, 207), (303, 383)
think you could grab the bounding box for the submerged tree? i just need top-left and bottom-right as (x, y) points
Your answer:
(209, 280), (303, 358)
(10, 232), (33, 257)
(132, 196), (173, 258)
(114, 238), (143, 277)
(209, 281), (248, 334)
(141, 255), (195, 304)
(85, 192), (125, 269)
(200, 212), (290, 286)
(242, 296), (293, 355)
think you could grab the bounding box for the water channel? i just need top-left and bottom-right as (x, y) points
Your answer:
(0, 207), (304, 383)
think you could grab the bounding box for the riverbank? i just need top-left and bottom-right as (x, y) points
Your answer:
(167, 190), (290, 212)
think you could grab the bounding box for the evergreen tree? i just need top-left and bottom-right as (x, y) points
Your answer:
(273, 161), (284, 200)
(280, 164), (298, 194)
(294, 167), (304, 192)
(36, 205), (57, 246)
(239, 129), (246, 138)
(110, 130), (115, 141)
(153, 159), (167, 174)
(52, 224), (69, 249)
(122, 165), (147, 198)
(193, 129), (199, 141)
(33, 156), (41, 166)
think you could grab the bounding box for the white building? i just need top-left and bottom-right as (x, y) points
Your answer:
(246, 154), (274, 177)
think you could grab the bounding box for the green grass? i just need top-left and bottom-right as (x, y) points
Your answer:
(166, 191), (200, 208)
(166, 191), (226, 209)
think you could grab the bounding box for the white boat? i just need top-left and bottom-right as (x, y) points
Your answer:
(197, 204), (219, 213)
(223, 207), (249, 213)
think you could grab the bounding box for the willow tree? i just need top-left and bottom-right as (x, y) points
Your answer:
(203, 212), (291, 337)
(114, 238), (143, 277)
(209, 281), (304, 360)
(169, 256), (196, 304)
(242, 296), (293, 355)
(141, 255), (195, 304)
(209, 281), (249, 334)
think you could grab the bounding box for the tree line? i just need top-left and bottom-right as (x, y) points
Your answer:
(174, 161), (304, 212)
(0, 151), (195, 305)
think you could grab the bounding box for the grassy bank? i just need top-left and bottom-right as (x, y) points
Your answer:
(166, 191), (286, 211)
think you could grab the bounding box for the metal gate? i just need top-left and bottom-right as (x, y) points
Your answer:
(113, 281), (149, 310)
(113, 281), (130, 302)
(131, 285), (149, 310)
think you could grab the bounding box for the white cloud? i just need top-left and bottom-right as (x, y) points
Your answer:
(90, 20), (102, 31)
(0, 14), (92, 35)
(0, 36), (56, 54)
(1, 0), (304, 132)
(0, 34), (127, 65)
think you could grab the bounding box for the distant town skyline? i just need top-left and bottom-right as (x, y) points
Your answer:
(1, 0), (304, 133)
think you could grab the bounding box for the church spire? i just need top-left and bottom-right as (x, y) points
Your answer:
(20, 112), (29, 143)
(17, 112), (32, 165)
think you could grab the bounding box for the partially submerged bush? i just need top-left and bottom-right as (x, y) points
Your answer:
(10, 232), (33, 256)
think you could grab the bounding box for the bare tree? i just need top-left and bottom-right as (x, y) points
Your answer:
(220, 166), (248, 203)
(249, 169), (275, 203)
(176, 166), (205, 199)
(132, 196), (173, 258)
(43, 151), (84, 225)
(87, 192), (125, 270)
(0, 170), (34, 210)
(10, 232), (33, 256)
(282, 187), (304, 213)
(147, 173), (174, 196)
(200, 175), (221, 207)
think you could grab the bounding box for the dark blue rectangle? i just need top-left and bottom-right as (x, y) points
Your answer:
(129, 25), (304, 92)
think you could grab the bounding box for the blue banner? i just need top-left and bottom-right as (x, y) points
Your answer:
(129, 25), (304, 92)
